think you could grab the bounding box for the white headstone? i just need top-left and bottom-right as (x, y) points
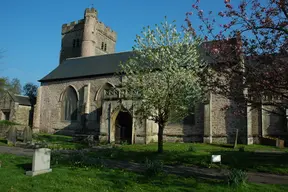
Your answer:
(26, 148), (52, 176)
(211, 155), (221, 163)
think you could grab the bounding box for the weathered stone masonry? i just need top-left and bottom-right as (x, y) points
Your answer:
(34, 7), (288, 145)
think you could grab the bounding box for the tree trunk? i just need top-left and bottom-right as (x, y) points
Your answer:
(157, 122), (165, 153)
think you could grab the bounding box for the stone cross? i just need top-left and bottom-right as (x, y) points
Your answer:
(26, 148), (52, 176)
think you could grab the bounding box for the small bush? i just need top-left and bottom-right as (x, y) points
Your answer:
(144, 158), (163, 177)
(69, 151), (87, 167)
(239, 146), (245, 152)
(51, 151), (65, 165)
(228, 169), (248, 187)
(0, 120), (19, 126)
(187, 145), (197, 152)
(120, 140), (129, 145)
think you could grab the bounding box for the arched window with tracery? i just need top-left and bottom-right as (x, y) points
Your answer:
(61, 86), (78, 121)
(94, 83), (115, 122)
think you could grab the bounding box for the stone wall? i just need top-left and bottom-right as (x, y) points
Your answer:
(164, 103), (204, 143)
(59, 8), (116, 64)
(38, 74), (207, 144)
(262, 105), (287, 137)
(60, 24), (84, 63)
(14, 105), (31, 126)
(0, 124), (26, 139)
(36, 75), (288, 145)
(0, 124), (10, 138)
(94, 23), (116, 54)
(210, 94), (247, 144)
(38, 75), (119, 134)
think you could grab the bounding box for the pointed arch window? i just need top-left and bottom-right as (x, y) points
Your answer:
(62, 86), (78, 121)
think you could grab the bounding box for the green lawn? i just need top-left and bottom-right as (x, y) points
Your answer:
(0, 138), (7, 146)
(32, 134), (88, 150)
(87, 143), (288, 175)
(0, 134), (87, 149)
(0, 154), (287, 192)
(1, 133), (288, 175)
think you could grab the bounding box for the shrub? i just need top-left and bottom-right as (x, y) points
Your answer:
(0, 120), (19, 126)
(239, 146), (245, 152)
(228, 169), (248, 187)
(50, 151), (65, 165)
(187, 145), (197, 152)
(120, 140), (129, 145)
(144, 158), (163, 177)
(69, 151), (87, 167)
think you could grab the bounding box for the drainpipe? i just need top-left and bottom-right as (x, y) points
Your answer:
(108, 103), (111, 143)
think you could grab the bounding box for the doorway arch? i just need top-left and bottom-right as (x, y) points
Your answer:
(115, 111), (133, 144)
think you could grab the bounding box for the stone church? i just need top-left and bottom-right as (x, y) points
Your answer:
(33, 7), (287, 145)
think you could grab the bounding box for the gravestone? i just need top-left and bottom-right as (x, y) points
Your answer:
(23, 127), (32, 143)
(211, 155), (221, 164)
(6, 126), (17, 146)
(234, 129), (238, 149)
(26, 148), (52, 176)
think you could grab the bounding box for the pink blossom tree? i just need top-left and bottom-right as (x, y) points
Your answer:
(185, 0), (288, 117)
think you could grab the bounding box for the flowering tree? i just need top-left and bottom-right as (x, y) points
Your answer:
(185, 0), (288, 117)
(120, 18), (206, 153)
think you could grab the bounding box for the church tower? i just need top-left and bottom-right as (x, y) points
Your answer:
(59, 7), (117, 64)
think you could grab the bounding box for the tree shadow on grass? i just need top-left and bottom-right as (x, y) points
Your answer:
(92, 168), (217, 192)
(208, 143), (234, 149)
(213, 150), (288, 174)
(0, 138), (7, 145)
(34, 134), (73, 143)
(86, 147), (211, 167)
(16, 163), (32, 171)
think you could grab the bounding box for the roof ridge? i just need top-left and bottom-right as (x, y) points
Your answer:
(66, 50), (133, 61)
(14, 94), (29, 98)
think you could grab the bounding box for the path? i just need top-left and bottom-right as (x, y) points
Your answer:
(0, 146), (34, 156)
(1, 146), (288, 184)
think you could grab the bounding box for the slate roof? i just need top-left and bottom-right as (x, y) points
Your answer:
(39, 51), (134, 82)
(7, 92), (31, 106)
(14, 95), (32, 106)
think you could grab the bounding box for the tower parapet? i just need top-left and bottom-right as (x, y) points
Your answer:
(84, 7), (98, 18)
(59, 7), (117, 64)
(61, 19), (85, 34)
(97, 22), (117, 42)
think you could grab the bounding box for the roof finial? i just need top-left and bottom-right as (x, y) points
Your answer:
(90, 0), (94, 9)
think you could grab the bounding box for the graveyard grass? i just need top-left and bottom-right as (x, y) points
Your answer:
(0, 139), (7, 146)
(32, 134), (88, 150)
(0, 154), (288, 192)
(0, 133), (87, 148)
(1, 134), (288, 175)
(34, 134), (288, 175)
(88, 142), (288, 175)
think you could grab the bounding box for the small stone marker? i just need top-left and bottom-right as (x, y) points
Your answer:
(211, 155), (221, 163)
(26, 148), (52, 176)
(23, 126), (32, 143)
(6, 126), (17, 146)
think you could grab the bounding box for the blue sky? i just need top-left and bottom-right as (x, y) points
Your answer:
(0, 0), (225, 87)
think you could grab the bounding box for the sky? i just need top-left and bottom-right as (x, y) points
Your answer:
(0, 0), (226, 87)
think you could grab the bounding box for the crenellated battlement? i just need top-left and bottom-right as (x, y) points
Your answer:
(97, 22), (117, 41)
(60, 7), (117, 62)
(85, 7), (97, 18)
(62, 19), (84, 34)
